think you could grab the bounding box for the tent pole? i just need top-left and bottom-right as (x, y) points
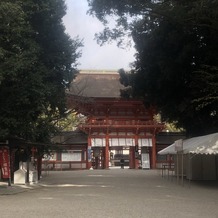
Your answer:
(177, 152), (179, 184)
(189, 153), (191, 188)
(182, 151), (184, 186)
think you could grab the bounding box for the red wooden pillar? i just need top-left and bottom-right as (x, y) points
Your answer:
(151, 136), (156, 169)
(104, 135), (109, 169)
(129, 146), (135, 169)
(87, 136), (92, 169)
(134, 136), (139, 169)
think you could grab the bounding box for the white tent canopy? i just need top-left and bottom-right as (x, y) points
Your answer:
(158, 132), (218, 155)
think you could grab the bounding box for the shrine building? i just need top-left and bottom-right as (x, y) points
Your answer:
(66, 70), (165, 170)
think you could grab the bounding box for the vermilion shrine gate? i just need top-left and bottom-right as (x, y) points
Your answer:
(67, 70), (165, 169)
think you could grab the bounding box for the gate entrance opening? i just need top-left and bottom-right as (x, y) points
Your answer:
(110, 147), (129, 168)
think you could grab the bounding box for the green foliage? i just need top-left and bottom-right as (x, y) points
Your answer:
(0, 0), (82, 142)
(55, 110), (85, 132)
(88, 0), (218, 136)
(154, 114), (184, 132)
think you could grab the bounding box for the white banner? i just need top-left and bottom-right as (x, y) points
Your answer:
(138, 138), (153, 147)
(62, 151), (81, 161)
(91, 138), (106, 147)
(109, 138), (135, 146)
(141, 153), (150, 169)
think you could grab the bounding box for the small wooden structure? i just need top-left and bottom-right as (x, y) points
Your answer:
(42, 131), (88, 170)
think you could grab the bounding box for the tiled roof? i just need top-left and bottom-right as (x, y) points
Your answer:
(70, 70), (125, 98)
(52, 130), (87, 145)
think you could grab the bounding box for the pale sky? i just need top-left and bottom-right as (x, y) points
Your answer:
(63, 0), (136, 70)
